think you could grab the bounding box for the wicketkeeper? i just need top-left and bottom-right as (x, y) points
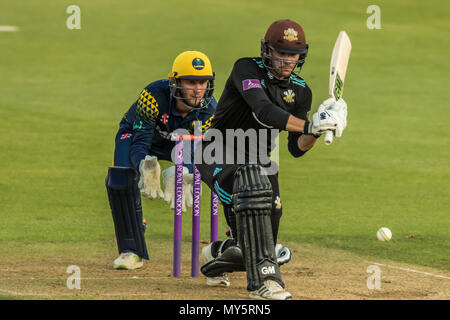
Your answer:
(105, 51), (217, 270)
(197, 20), (347, 299)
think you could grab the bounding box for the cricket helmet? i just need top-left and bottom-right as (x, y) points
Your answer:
(261, 19), (309, 77)
(168, 51), (215, 109)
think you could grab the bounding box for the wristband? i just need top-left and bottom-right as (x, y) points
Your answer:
(303, 121), (321, 137)
(303, 121), (311, 134)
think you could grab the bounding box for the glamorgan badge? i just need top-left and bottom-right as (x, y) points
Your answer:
(192, 58), (205, 70)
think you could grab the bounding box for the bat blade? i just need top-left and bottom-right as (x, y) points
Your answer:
(325, 31), (352, 145)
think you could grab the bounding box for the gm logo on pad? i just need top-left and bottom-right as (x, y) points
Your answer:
(192, 57), (205, 70)
(261, 266), (276, 275)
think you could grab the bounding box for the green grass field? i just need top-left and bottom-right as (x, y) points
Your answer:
(1, 0), (449, 294)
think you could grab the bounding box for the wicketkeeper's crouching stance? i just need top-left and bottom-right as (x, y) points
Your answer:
(106, 51), (217, 270)
(197, 19), (348, 299)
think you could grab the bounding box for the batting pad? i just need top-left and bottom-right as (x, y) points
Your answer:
(233, 165), (283, 291)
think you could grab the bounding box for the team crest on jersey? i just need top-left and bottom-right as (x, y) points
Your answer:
(282, 89), (295, 103)
(275, 196), (282, 209)
(283, 28), (298, 42)
(192, 58), (205, 70)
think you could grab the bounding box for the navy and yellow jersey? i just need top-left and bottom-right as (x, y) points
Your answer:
(118, 79), (217, 169)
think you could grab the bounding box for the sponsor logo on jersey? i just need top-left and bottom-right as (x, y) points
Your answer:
(120, 133), (132, 140)
(242, 79), (262, 91)
(132, 120), (146, 130)
(162, 113), (168, 124)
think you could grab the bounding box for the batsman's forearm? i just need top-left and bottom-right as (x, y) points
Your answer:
(297, 134), (317, 151)
(285, 115), (309, 133)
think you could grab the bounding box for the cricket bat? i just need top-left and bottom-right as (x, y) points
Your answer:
(324, 31), (352, 145)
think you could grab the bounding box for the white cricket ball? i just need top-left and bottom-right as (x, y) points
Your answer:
(377, 227), (392, 242)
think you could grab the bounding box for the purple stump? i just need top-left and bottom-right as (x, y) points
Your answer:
(173, 139), (184, 278)
(172, 135), (220, 278)
(210, 191), (219, 242)
(191, 163), (202, 277)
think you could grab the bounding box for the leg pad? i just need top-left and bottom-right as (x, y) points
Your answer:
(106, 166), (149, 259)
(233, 165), (283, 291)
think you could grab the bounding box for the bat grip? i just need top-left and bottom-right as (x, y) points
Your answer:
(324, 131), (334, 145)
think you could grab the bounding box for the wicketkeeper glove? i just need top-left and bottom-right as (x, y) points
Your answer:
(138, 155), (164, 199)
(162, 166), (196, 212)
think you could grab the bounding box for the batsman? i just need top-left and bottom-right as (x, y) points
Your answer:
(197, 19), (348, 299)
(105, 51), (217, 270)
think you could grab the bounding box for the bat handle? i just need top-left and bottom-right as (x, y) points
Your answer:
(324, 131), (334, 145)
